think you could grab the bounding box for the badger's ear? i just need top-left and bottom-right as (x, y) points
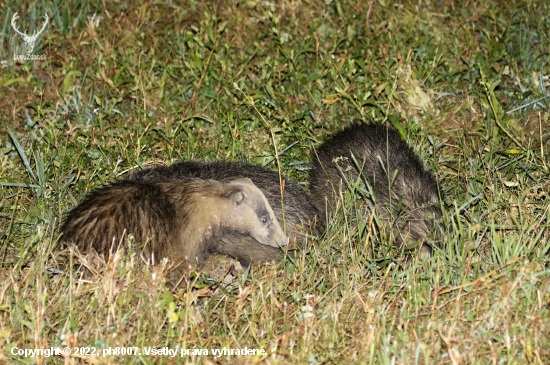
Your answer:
(231, 189), (246, 207)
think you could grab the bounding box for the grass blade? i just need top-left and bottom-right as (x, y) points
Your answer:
(0, 181), (41, 188)
(7, 127), (36, 181)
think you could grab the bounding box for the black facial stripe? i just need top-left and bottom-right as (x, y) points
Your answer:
(255, 207), (269, 222)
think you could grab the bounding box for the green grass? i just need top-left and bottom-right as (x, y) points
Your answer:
(1, 0), (550, 363)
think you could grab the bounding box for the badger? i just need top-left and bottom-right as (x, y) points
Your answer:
(309, 123), (442, 251)
(60, 178), (289, 277)
(125, 160), (324, 248)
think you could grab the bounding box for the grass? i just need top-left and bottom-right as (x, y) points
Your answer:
(1, 0), (550, 363)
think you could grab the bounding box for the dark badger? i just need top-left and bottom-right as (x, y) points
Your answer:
(60, 178), (289, 275)
(309, 123), (442, 251)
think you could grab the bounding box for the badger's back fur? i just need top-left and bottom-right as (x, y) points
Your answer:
(125, 161), (323, 244)
(309, 123), (442, 248)
(60, 178), (288, 273)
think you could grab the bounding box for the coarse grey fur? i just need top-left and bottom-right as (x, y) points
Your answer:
(60, 178), (289, 275)
(309, 123), (442, 250)
(125, 160), (323, 252)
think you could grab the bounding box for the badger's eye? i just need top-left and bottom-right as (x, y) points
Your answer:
(261, 217), (268, 224)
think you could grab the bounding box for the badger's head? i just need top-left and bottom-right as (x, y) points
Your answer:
(225, 178), (289, 248)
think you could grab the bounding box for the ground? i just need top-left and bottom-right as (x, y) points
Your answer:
(0, 0), (549, 364)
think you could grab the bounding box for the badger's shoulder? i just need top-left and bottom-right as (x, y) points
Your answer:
(313, 123), (436, 184)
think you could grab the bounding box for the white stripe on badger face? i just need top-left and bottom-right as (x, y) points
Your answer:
(228, 178), (289, 248)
